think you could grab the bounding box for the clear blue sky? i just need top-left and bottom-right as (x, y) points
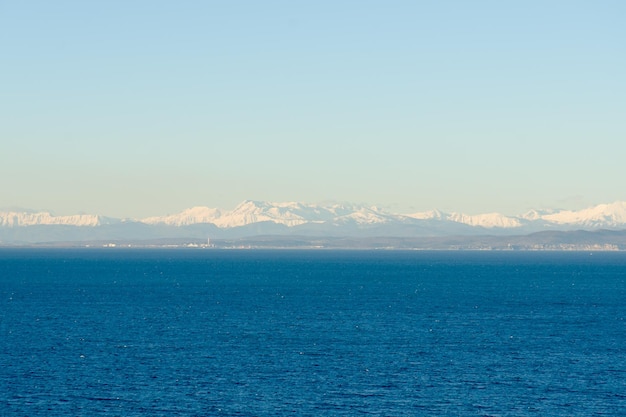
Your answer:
(1, 1), (625, 218)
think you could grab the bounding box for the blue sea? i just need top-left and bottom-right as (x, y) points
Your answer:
(1, 249), (625, 416)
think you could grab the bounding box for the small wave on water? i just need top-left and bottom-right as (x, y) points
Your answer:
(1, 249), (626, 415)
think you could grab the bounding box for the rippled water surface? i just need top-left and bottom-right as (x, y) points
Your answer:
(1, 249), (625, 416)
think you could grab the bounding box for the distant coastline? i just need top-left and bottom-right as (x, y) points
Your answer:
(2, 229), (625, 251)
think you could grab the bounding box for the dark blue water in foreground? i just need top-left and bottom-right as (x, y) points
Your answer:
(1, 249), (625, 416)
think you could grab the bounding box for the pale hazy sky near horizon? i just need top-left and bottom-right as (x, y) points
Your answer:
(2, 1), (625, 218)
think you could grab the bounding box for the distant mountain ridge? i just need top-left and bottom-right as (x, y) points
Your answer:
(2, 200), (626, 230)
(0, 211), (118, 227)
(141, 200), (626, 231)
(1, 200), (626, 245)
(141, 201), (401, 228)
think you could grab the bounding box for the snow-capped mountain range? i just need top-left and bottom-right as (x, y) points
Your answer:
(141, 201), (402, 228)
(0, 200), (626, 231)
(0, 211), (116, 227)
(0, 200), (626, 244)
(2, 200), (626, 233)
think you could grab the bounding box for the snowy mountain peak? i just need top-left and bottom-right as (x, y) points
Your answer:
(332, 205), (397, 225)
(540, 201), (626, 227)
(141, 206), (222, 227)
(447, 212), (523, 229)
(520, 209), (556, 221)
(406, 209), (445, 221)
(0, 211), (113, 227)
(406, 209), (521, 228)
(217, 200), (311, 228)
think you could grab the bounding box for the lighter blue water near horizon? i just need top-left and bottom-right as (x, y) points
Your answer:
(1, 249), (625, 416)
